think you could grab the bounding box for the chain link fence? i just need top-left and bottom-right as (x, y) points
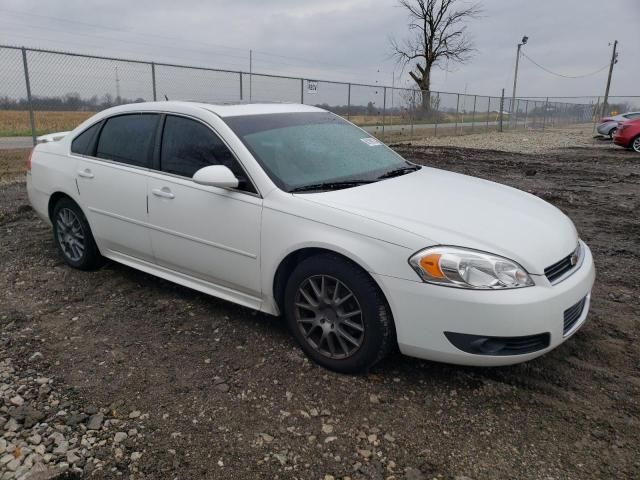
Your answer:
(0, 44), (627, 146)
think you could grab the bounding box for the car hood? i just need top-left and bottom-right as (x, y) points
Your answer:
(297, 167), (578, 274)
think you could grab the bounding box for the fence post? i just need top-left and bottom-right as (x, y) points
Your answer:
(410, 89), (415, 140)
(21, 47), (37, 146)
(542, 96), (549, 131)
(524, 100), (529, 129)
(347, 83), (351, 120)
(239, 73), (243, 101)
(471, 95), (477, 133)
(300, 79), (304, 104)
(486, 96), (490, 131)
(382, 86), (387, 138)
(434, 91), (439, 137)
(454, 93), (460, 134)
(499, 89), (505, 132)
(592, 96), (600, 133)
(151, 62), (157, 101)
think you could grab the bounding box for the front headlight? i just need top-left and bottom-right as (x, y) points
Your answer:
(408, 246), (534, 289)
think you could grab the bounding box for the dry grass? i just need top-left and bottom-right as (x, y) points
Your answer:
(0, 110), (94, 137)
(349, 112), (502, 127)
(0, 148), (30, 182)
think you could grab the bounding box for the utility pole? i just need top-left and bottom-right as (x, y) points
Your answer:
(601, 40), (618, 118)
(511, 36), (528, 122)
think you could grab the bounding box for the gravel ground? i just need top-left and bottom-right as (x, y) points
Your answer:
(0, 135), (639, 479)
(407, 124), (605, 154)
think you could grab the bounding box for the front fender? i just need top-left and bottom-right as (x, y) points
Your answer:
(260, 205), (417, 315)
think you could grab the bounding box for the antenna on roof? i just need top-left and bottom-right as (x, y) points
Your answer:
(164, 94), (169, 101)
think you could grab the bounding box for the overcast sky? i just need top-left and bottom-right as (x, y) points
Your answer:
(0, 0), (637, 99)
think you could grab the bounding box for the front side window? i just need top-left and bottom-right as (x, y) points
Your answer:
(71, 122), (101, 155)
(224, 112), (413, 192)
(96, 113), (158, 167)
(160, 115), (254, 192)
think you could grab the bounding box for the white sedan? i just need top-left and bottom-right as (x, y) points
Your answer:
(26, 102), (595, 373)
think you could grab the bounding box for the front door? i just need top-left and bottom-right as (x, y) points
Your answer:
(146, 114), (262, 306)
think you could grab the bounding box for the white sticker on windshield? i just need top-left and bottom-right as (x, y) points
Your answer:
(361, 137), (383, 147)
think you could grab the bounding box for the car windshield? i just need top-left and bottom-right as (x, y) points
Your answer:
(224, 112), (414, 192)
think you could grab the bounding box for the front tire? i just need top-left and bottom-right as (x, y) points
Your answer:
(631, 135), (640, 153)
(284, 254), (395, 373)
(52, 198), (103, 270)
(609, 128), (617, 139)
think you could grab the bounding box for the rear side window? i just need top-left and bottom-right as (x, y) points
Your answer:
(160, 115), (254, 192)
(96, 114), (158, 167)
(71, 122), (101, 155)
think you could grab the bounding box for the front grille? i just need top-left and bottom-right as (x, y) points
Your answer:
(545, 244), (582, 284)
(563, 297), (587, 335)
(545, 254), (574, 283)
(444, 332), (550, 356)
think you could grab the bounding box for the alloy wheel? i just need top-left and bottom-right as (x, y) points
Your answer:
(55, 208), (86, 262)
(294, 275), (365, 359)
(633, 136), (640, 153)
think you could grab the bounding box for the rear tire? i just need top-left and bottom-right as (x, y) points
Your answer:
(283, 253), (395, 373)
(609, 128), (617, 139)
(52, 198), (104, 270)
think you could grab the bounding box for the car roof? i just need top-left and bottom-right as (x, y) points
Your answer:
(103, 101), (325, 118)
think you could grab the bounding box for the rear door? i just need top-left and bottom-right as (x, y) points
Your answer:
(146, 114), (262, 306)
(74, 113), (158, 262)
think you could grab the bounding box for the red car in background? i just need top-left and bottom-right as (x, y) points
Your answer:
(613, 118), (640, 153)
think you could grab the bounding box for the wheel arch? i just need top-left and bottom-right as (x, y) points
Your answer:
(47, 191), (77, 221)
(271, 246), (393, 320)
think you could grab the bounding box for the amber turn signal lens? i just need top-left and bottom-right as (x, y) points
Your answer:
(419, 254), (444, 278)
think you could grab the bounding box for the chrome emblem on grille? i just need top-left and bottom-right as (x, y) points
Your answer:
(570, 253), (578, 266)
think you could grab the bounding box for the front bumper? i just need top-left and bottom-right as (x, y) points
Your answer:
(613, 133), (632, 148)
(597, 123), (615, 136)
(373, 243), (595, 366)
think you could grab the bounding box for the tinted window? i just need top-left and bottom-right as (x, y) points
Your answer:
(96, 114), (157, 167)
(71, 122), (101, 155)
(161, 116), (253, 191)
(626, 113), (640, 119)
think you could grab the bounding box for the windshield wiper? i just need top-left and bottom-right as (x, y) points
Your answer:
(377, 165), (421, 180)
(289, 180), (374, 193)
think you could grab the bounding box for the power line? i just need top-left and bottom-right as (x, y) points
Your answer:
(0, 32), (250, 70)
(520, 51), (610, 79)
(0, 8), (250, 53)
(0, 7), (385, 78)
(0, 18), (250, 62)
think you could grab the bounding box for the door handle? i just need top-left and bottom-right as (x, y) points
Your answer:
(152, 187), (175, 199)
(77, 168), (94, 179)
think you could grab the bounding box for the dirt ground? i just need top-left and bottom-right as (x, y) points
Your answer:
(0, 136), (639, 479)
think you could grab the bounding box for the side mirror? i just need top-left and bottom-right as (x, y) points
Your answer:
(192, 165), (239, 189)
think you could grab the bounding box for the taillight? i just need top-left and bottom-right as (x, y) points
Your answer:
(26, 148), (34, 171)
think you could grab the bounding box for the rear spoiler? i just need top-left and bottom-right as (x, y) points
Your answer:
(36, 131), (71, 144)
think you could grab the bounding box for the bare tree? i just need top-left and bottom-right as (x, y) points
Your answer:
(391, 0), (482, 113)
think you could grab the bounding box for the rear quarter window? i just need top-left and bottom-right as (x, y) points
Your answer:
(71, 122), (101, 155)
(96, 114), (158, 167)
